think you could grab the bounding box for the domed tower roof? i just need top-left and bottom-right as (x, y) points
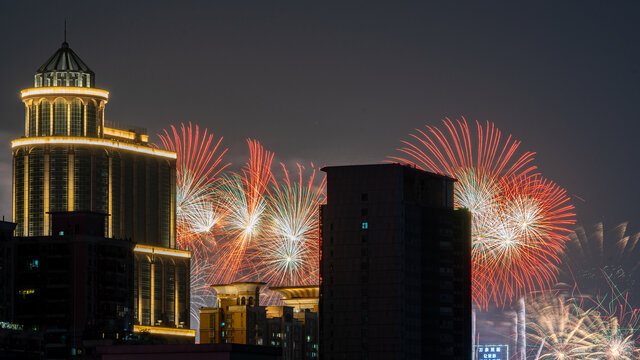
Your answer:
(37, 41), (93, 73)
(34, 41), (95, 88)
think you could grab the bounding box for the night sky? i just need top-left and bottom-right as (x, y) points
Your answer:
(1, 1), (639, 228)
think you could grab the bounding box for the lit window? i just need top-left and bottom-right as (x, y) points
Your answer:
(19, 289), (35, 298)
(362, 222), (368, 229)
(28, 260), (39, 270)
(59, 231), (64, 236)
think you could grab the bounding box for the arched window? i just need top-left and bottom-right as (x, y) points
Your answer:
(70, 99), (84, 136)
(38, 100), (51, 136)
(29, 103), (37, 137)
(248, 297), (254, 306)
(86, 100), (97, 137)
(241, 297), (246, 305)
(53, 98), (67, 135)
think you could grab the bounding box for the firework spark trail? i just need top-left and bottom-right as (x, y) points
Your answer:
(560, 222), (640, 307)
(526, 291), (640, 360)
(157, 123), (231, 334)
(158, 122), (230, 248)
(526, 294), (598, 359)
(259, 163), (326, 287)
(520, 297), (527, 360)
(213, 139), (274, 284)
(189, 200), (224, 237)
(391, 117), (575, 308)
(476, 176), (575, 305)
(578, 298), (639, 360)
(189, 255), (217, 316)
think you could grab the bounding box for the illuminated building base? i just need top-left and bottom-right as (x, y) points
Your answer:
(133, 245), (191, 332)
(133, 325), (195, 338)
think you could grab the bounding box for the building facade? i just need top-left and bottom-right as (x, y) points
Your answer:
(199, 283), (319, 360)
(7, 40), (193, 352)
(319, 164), (472, 360)
(12, 212), (134, 359)
(0, 220), (17, 323)
(132, 245), (191, 331)
(270, 286), (319, 360)
(12, 41), (177, 249)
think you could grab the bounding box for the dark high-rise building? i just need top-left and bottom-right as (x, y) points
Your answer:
(0, 220), (17, 322)
(7, 40), (194, 350)
(319, 164), (472, 360)
(12, 212), (133, 358)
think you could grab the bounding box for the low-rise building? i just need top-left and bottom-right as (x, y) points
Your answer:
(199, 283), (319, 360)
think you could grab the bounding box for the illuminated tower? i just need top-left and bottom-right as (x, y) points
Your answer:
(12, 40), (176, 244)
(11, 41), (193, 339)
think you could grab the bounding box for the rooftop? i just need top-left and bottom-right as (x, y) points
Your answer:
(37, 41), (93, 75)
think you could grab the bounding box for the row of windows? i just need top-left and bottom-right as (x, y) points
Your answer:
(28, 151), (44, 236)
(35, 72), (93, 88)
(25, 98), (100, 137)
(136, 260), (187, 327)
(13, 148), (174, 244)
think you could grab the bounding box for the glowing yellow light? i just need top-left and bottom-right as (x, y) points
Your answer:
(103, 127), (136, 140)
(134, 246), (153, 254)
(134, 244), (191, 258)
(21, 87), (109, 100)
(11, 137), (176, 159)
(154, 248), (190, 258)
(133, 325), (195, 337)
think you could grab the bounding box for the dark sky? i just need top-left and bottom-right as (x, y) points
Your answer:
(1, 1), (639, 227)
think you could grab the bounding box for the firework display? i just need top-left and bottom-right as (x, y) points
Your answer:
(526, 293), (640, 360)
(212, 140), (274, 284)
(559, 223), (640, 306)
(158, 122), (230, 249)
(391, 117), (575, 307)
(260, 163), (325, 286)
(157, 124), (326, 328)
(159, 118), (640, 358)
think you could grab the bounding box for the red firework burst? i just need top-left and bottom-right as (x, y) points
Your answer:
(213, 139), (274, 284)
(391, 117), (575, 308)
(157, 122), (229, 250)
(258, 162), (326, 287)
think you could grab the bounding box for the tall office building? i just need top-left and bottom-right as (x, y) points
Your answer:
(9, 40), (193, 344)
(320, 164), (472, 360)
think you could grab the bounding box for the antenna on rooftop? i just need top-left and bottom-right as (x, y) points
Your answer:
(64, 19), (67, 43)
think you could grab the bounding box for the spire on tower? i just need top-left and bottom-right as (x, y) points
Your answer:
(63, 20), (68, 48)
